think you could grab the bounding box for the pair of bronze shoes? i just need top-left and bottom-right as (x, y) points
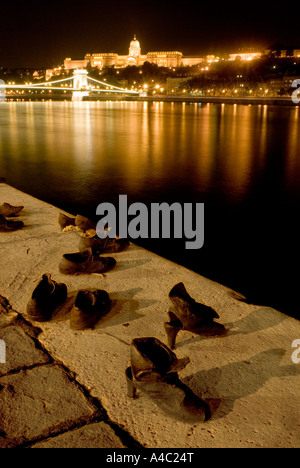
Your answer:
(0, 203), (24, 232)
(58, 213), (130, 275)
(26, 274), (111, 330)
(126, 337), (211, 422)
(59, 212), (130, 254)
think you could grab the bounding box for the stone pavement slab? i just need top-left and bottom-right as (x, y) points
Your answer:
(0, 365), (96, 447)
(31, 422), (125, 448)
(0, 325), (49, 376)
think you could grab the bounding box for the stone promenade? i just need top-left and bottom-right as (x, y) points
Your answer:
(0, 183), (299, 448)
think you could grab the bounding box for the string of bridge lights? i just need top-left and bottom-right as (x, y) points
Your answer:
(0, 74), (139, 95)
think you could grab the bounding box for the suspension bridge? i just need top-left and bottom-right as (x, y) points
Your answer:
(0, 70), (140, 101)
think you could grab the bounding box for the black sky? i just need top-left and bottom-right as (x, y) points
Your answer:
(0, 1), (299, 68)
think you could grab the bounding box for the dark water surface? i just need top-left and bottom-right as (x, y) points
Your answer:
(0, 101), (299, 317)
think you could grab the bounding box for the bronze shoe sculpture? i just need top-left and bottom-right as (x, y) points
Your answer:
(125, 337), (211, 422)
(58, 213), (76, 230)
(129, 337), (190, 381)
(79, 235), (130, 254)
(70, 289), (111, 330)
(0, 214), (24, 232)
(0, 203), (24, 217)
(75, 214), (96, 232)
(59, 248), (116, 275)
(165, 282), (226, 349)
(26, 274), (68, 322)
(59, 213), (96, 233)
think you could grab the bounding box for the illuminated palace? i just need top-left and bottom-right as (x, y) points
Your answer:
(63, 35), (205, 71)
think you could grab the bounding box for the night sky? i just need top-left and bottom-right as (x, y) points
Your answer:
(0, 1), (299, 68)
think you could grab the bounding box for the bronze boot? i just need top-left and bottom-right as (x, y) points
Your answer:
(26, 274), (67, 322)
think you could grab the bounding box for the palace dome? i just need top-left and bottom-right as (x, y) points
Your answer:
(129, 35), (141, 57)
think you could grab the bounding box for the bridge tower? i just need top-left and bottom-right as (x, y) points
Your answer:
(0, 79), (5, 102)
(72, 70), (89, 101)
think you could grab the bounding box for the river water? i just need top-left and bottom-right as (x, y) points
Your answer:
(0, 101), (299, 317)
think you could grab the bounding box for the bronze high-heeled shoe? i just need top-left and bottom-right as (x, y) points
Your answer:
(125, 337), (211, 422)
(129, 337), (190, 382)
(164, 282), (226, 349)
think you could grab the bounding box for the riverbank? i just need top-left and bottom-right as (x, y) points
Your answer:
(0, 183), (299, 448)
(103, 95), (297, 106)
(4, 94), (297, 106)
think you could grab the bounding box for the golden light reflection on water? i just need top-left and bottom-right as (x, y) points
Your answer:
(221, 106), (260, 195)
(0, 101), (300, 204)
(285, 106), (300, 189)
(8, 102), (19, 150)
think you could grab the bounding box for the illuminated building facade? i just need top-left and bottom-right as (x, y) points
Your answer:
(62, 35), (204, 71)
(46, 37), (300, 81)
(146, 51), (183, 67)
(228, 52), (262, 61)
(83, 54), (118, 68)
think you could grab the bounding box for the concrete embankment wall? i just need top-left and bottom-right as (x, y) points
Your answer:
(0, 183), (299, 448)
